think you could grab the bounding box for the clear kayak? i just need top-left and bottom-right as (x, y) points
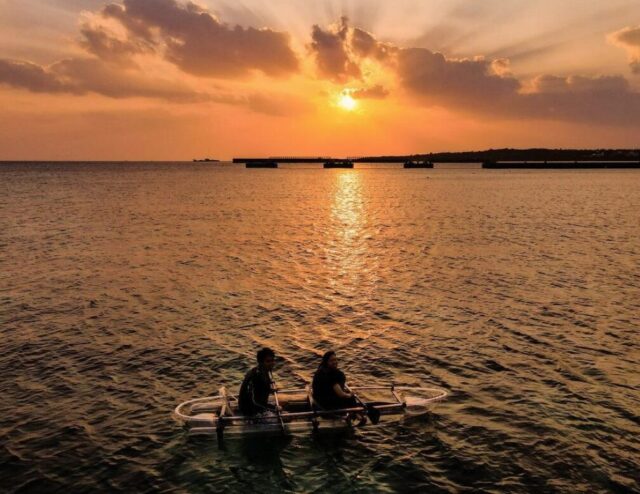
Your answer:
(173, 384), (448, 438)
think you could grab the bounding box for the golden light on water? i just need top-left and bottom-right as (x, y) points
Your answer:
(331, 171), (364, 242)
(328, 171), (369, 297)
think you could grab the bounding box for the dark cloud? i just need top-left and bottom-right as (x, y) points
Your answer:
(396, 46), (640, 125)
(53, 58), (209, 101)
(351, 85), (389, 99)
(397, 48), (520, 110)
(101, 0), (299, 78)
(0, 57), (311, 116)
(0, 1), (305, 112)
(79, 25), (152, 66)
(531, 74), (629, 94)
(519, 75), (640, 124)
(351, 27), (395, 61)
(103, 3), (154, 41)
(0, 57), (209, 102)
(309, 17), (361, 83)
(0, 59), (68, 93)
(609, 26), (640, 74)
(4, 9), (640, 126)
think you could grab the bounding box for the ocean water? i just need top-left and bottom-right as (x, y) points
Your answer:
(0, 162), (638, 493)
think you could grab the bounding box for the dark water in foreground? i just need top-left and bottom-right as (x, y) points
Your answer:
(0, 162), (639, 493)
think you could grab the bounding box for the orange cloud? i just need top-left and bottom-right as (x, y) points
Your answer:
(520, 75), (640, 124)
(0, 59), (68, 94)
(0, 1), (306, 113)
(79, 24), (153, 67)
(101, 0), (299, 78)
(609, 26), (640, 74)
(310, 20), (640, 126)
(2, 9), (640, 128)
(397, 47), (640, 124)
(397, 48), (520, 108)
(0, 57), (208, 101)
(351, 85), (389, 99)
(350, 27), (396, 61)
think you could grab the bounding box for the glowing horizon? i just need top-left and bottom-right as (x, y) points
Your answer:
(1, 0), (640, 160)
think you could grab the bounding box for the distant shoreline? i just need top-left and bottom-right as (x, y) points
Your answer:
(2, 148), (640, 165)
(234, 148), (640, 164)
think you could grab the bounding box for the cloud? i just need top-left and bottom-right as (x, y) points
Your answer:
(519, 75), (640, 124)
(0, 57), (209, 102)
(54, 58), (210, 101)
(351, 85), (389, 99)
(396, 47), (640, 124)
(350, 27), (395, 61)
(0, 1), (305, 112)
(397, 48), (521, 110)
(3, 10), (640, 126)
(100, 0), (299, 78)
(324, 22), (640, 126)
(490, 58), (512, 76)
(0, 59), (68, 93)
(530, 74), (629, 94)
(79, 24), (152, 66)
(307, 18), (398, 84)
(102, 3), (154, 42)
(0, 57), (312, 117)
(309, 17), (361, 83)
(609, 26), (640, 74)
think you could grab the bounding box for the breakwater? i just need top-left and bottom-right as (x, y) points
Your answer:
(483, 161), (640, 169)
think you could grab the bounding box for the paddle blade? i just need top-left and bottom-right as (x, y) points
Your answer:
(368, 407), (381, 425)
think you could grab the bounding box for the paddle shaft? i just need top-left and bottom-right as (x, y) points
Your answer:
(345, 383), (381, 424)
(345, 383), (365, 408)
(269, 371), (287, 434)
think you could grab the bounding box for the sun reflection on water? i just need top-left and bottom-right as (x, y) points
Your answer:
(331, 171), (364, 241)
(327, 171), (371, 295)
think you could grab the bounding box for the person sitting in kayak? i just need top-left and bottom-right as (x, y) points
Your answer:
(312, 350), (360, 411)
(238, 347), (278, 416)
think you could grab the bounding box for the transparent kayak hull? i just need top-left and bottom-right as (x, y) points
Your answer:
(174, 385), (448, 437)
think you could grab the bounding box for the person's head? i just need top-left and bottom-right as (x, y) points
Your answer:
(257, 347), (276, 371)
(320, 350), (338, 370)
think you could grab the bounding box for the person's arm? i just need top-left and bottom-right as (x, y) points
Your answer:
(333, 383), (352, 399)
(251, 374), (276, 411)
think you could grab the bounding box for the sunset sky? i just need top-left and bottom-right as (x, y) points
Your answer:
(1, 0), (640, 160)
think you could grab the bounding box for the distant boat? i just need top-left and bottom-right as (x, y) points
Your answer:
(246, 161), (278, 168)
(193, 158), (220, 162)
(404, 160), (434, 168)
(324, 160), (354, 168)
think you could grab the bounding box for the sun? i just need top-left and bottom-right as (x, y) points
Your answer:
(338, 94), (358, 111)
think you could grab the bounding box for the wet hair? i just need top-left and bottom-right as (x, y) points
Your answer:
(318, 350), (336, 370)
(257, 347), (275, 364)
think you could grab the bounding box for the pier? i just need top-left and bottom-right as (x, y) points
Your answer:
(324, 160), (354, 168)
(232, 152), (640, 170)
(246, 161), (278, 168)
(235, 157), (331, 163)
(404, 161), (434, 168)
(482, 161), (640, 169)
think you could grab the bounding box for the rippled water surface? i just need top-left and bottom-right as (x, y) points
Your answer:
(1, 162), (639, 493)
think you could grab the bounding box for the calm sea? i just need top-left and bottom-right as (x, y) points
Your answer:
(0, 162), (638, 493)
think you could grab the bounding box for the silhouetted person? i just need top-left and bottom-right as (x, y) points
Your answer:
(238, 347), (277, 416)
(312, 350), (359, 410)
